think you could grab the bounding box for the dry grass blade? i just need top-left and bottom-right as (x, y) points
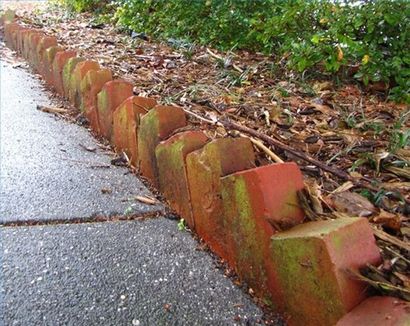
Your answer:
(372, 227), (410, 252)
(135, 195), (158, 205)
(36, 105), (69, 114)
(349, 268), (410, 301)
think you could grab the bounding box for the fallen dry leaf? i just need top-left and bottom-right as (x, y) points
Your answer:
(371, 209), (403, 231)
(327, 191), (377, 217)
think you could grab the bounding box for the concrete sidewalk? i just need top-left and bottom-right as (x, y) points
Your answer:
(0, 56), (266, 325)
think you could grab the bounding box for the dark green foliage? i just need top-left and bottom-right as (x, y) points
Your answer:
(60, 0), (410, 103)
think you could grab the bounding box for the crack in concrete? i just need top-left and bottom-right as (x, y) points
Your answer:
(0, 210), (164, 227)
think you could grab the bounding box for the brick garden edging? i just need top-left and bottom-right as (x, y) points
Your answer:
(3, 14), (409, 325)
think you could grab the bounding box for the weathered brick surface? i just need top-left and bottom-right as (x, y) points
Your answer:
(62, 57), (85, 99)
(4, 22), (20, 49)
(186, 138), (255, 259)
(80, 69), (113, 133)
(16, 28), (30, 55)
(112, 96), (157, 165)
(42, 45), (64, 86)
(156, 131), (209, 227)
(97, 80), (134, 140)
(27, 32), (44, 66)
(69, 60), (100, 107)
(52, 50), (77, 96)
(22, 30), (41, 60)
(35, 36), (57, 73)
(220, 162), (305, 302)
(137, 105), (187, 186)
(270, 217), (382, 326)
(337, 296), (410, 326)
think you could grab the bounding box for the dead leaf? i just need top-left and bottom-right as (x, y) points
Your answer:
(327, 191), (377, 217)
(101, 188), (112, 194)
(303, 179), (324, 214)
(371, 209), (402, 231)
(312, 81), (332, 93)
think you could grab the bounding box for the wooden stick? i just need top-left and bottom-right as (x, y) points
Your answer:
(220, 118), (353, 181)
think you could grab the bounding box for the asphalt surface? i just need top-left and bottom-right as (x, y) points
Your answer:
(0, 61), (162, 223)
(1, 220), (264, 326)
(0, 50), (266, 325)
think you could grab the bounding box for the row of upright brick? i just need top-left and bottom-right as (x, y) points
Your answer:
(3, 17), (409, 326)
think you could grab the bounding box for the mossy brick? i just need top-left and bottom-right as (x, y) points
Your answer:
(186, 138), (255, 259)
(336, 296), (410, 326)
(68, 60), (100, 108)
(22, 29), (38, 60)
(19, 29), (37, 58)
(270, 217), (382, 326)
(220, 162), (305, 303)
(97, 80), (134, 140)
(4, 22), (20, 49)
(156, 131), (209, 227)
(112, 96), (157, 166)
(25, 31), (43, 62)
(42, 45), (64, 86)
(80, 69), (113, 133)
(137, 105), (187, 187)
(52, 50), (77, 96)
(62, 57), (85, 99)
(35, 36), (57, 72)
(28, 33), (44, 65)
(16, 28), (30, 55)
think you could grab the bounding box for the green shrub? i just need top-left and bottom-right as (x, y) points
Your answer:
(60, 0), (410, 102)
(53, 0), (109, 12)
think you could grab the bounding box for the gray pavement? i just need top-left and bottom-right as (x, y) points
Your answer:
(0, 61), (162, 223)
(1, 220), (264, 325)
(0, 52), (267, 325)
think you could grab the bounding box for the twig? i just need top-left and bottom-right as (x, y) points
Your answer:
(220, 118), (352, 181)
(372, 227), (410, 252)
(183, 108), (282, 162)
(237, 133), (284, 163)
(36, 105), (69, 114)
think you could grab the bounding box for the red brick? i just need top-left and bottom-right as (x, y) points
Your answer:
(4, 22), (20, 49)
(220, 162), (305, 302)
(27, 32), (44, 66)
(35, 36), (57, 73)
(337, 296), (410, 326)
(22, 30), (41, 61)
(42, 45), (64, 86)
(112, 96), (157, 165)
(68, 60), (100, 107)
(80, 69), (113, 133)
(16, 28), (30, 55)
(270, 217), (382, 326)
(97, 80), (134, 140)
(156, 131), (209, 227)
(137, 105), (187, 186)
(62, 57), (85, 99)
(186, 138), (255, 259)
(52, 50), (77, 96)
